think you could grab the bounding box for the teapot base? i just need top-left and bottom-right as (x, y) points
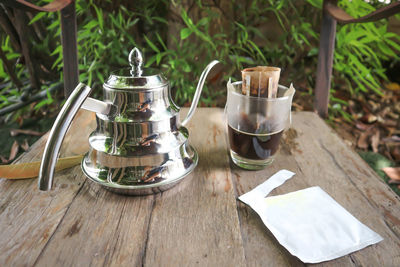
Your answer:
(80, 145), (198, 196)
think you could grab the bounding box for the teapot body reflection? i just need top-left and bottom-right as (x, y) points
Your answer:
(38, 48), (219, 195)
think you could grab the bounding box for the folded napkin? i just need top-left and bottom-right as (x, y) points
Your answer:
(239, 170), (383, 263)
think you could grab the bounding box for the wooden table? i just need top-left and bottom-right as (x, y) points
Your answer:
(1, 108), (399, 266)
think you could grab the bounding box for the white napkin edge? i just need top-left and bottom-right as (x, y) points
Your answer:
(239, 169), (295, 205)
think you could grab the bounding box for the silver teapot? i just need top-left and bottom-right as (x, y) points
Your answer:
(38, 48), (219, 195)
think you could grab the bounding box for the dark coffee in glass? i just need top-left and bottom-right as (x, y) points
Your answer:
(226, 81), (294, 170)
(228, 124), (283, 160)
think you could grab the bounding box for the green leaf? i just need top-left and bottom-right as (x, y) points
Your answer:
(93, 5), (104, 30)
(182, 62), (191, 73)
(29, 12), (46, 25)
(87, 59), (97, 72)
(0, 95), (8, 102)
(47, 20), (59, 30)
(180, 28), (192, 40)
(50, 45), (62, 56)
(377, 42), (397, 57)
(84, 20), (98, 30)
(180, 9), (215, 51)
(46, 87), (53, 102)
(307, 47), (318, 57)
(144, 35), (160, 53)
(152, 17), (168, 24)
(156, 53), (162, 65)
(197, 17), (208, 26)
(34, 99), (51, 110)
(385, 39), (400, 54)
(6, 52), (20, 60)
(145, 55), (157, 67)
(156, 33), (167, 51)
(96, 71), (105, 84)
(51, 56), (63, 70)
(248, 40), (266, 63)
(330, 97), (348, 106)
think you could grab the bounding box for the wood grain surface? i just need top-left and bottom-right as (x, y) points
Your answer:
(0, 108), (399, 266)
(231, 111), (400, 267)
(0, 110), (95, 266)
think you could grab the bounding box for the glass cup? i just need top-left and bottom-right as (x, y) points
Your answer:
(226, 81), (295, 170)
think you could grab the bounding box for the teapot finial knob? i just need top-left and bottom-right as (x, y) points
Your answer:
(129, 47), (143, 77)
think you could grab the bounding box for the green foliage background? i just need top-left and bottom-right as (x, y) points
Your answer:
(0, 0), (399, 115)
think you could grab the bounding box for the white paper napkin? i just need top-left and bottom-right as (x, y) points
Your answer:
(239, 170), (383, 263)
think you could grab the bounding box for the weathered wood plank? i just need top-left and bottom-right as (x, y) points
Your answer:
(231, 111), (400, 266)
(1, 109), (399, 266)
(291, 112), (400, 266)
(34, 181), (154, 266)
(0, 110), (95, 266)
(143, 108), (246, 266)
(33, 108), (246, 266)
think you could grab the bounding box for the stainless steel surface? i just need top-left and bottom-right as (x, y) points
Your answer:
(129, 47), (143, 77)
(105, 48), (168, 90)
(102, 83), (177, 122)
(181, 60), (219, 126)
(39, 47), (218, 195)
(89, 117), (184, 156)
(82, 143), (198, 196)
(38, 83), (92, 191)
(104, 69), (168, 90)
(81, 97), (117, 117)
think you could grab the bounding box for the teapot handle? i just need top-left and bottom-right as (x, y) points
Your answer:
(181, 60), (219, 127)
(38, 83), (93, 191)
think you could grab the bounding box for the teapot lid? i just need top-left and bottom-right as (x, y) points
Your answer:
(104, 47), (168, 90)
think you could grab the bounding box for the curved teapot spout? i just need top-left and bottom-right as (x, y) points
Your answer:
(181, 60), (219, 127)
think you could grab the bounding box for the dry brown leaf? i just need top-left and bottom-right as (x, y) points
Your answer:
(384, 127), (397, 137)
(392, 136), (400, 142)
(391, 146), (400, 162)
(16, 116), (23, 126)
(292, 102), (304, 111)
(367, 100), (380, 112)
(360, 113), (377, 124)
(382, 167), (400, 181)
(0, 154), (83, 179)
(355, 121), (373, 131)
(394, 102), (400, 114)
(0, 156), (8, 163)
(357, 132), (369, 149)
(381, 119), (398, 127)
(10, 129), (43, 137)
(8, 141), (19, 162)
(385, 82), (400, 91)
(380, 106), (391, 117)
(387, 111), (399, 120)
(21, 139), (29, 151)
(388, 179), (400, 185)
(384, 150), (394, 161)
(382, 136), (400, 143)
(371, 130), (380, 153)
